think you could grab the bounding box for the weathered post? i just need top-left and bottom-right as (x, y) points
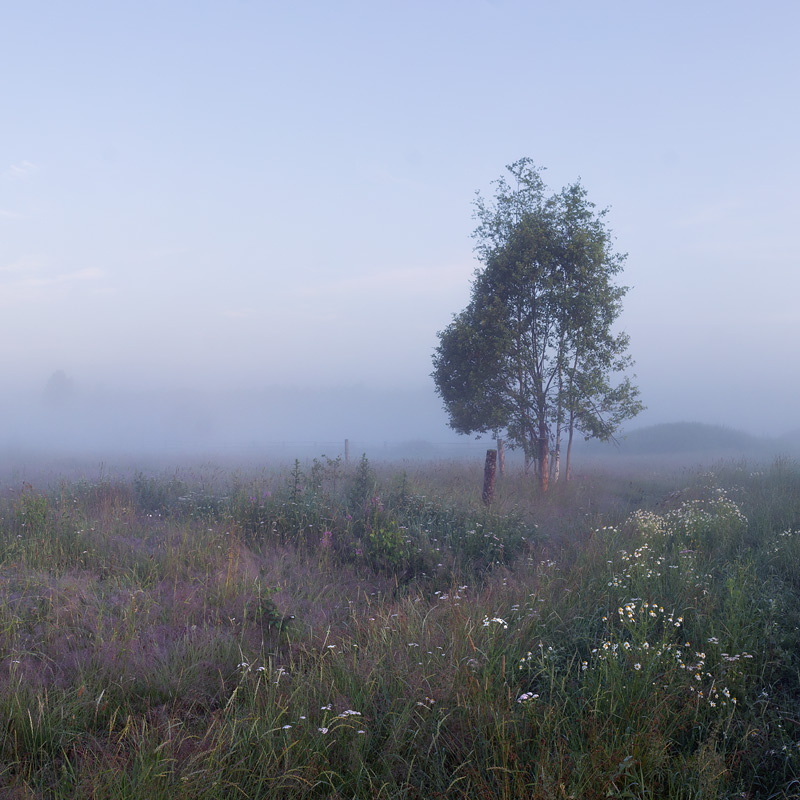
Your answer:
(482, 449), (497, 506)
(344, 438), (350, 463)
(497, 438), (505, 476)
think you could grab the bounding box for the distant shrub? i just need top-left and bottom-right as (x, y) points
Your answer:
(347, 454), (375, 514)
(132, 472), (188, 515)
(13, 483), (50, 535)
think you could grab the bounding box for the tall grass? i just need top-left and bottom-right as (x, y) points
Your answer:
(0, 456), (799, 797)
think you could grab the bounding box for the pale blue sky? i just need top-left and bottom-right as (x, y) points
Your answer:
(2, 0), (799, 445)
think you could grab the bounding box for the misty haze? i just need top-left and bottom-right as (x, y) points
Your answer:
(2, 4), (800, 795)
(3, 2), (799, 471)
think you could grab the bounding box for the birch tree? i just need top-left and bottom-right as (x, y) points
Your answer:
(432, 159), (643, 490)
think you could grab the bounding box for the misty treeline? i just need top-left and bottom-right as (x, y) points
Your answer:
(433, 158), (643, 490)
(4, 378), (464, 457)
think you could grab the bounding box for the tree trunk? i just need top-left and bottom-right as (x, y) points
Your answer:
(564, 351), (580, 481)
(566, 419), (575, 481)
(482, 449), (497, 505)
(538, 420), (549, 492)
(552, 418), (562, 483)
(554, 338), (564, 484)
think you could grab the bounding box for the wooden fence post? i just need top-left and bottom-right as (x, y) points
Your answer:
(482, 449), (497, 506)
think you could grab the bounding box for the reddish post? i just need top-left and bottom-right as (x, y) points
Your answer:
(482, 449), (497, 506)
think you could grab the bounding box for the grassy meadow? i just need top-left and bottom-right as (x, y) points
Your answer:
(1, 454), (800, 798)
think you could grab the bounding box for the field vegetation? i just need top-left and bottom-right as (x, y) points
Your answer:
(1, 454), (800, 797)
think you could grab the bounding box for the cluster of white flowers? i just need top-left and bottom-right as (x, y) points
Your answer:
(585, 598), (745, 713)
(627, 509), (668, 539)
(309, 706), (366, 736)
(768, 528), (800, 555)
(606, 534), (702, 591)
(518, 643), (557, 670)
(664, 490), (748, 548)
(433, 585), (468, 603)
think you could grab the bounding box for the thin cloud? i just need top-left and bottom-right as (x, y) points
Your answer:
(0, 255), (43, 274)
(7, 160), (40, 179)
(0, 266), (107, 310)
(1, 265), (104, 289)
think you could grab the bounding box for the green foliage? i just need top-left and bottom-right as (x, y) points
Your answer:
(433, 158), (643, 486)
(309, 453), (344, 494)
(13, 483), (50, 535)
(348, 453), (376, 513)
(288, 458), (304, 503)
(132, 471), (187, 515)
(366, 518), (406, 571)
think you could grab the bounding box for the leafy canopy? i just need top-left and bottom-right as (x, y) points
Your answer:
(432, 159), (643, 484)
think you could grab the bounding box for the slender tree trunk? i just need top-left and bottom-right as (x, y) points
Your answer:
(482, 449), (497, 506)
(564, 350), (580, 482)
(552, 414), (561, 482)
(566, 411), (575, 481)
(538, 419), (549, 492)
(554, 338), (564, 483)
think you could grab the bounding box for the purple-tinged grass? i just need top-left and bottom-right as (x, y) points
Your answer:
(0, 458), (798, 795)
